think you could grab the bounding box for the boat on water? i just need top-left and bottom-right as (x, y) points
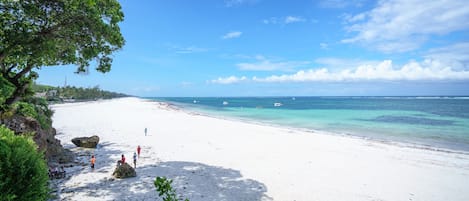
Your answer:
(274, 102), (283, 107)
(193, 100), (198, 103)
(223, 101), (229, 105)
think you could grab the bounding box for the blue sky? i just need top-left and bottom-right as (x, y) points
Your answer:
(36, 0), (469, 96)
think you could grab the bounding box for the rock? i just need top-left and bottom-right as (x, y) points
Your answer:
(1, 114), (72, 164)
(112, 163), (136, 178)
(71, 135), (100, 148)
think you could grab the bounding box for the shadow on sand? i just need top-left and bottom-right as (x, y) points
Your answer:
(56, 142), (271, 201)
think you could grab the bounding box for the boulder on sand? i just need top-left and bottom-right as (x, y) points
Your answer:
(112, 163), (136, 178)
(71, 135), (100, 148)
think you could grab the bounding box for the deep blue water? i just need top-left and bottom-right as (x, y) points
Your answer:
(148, 97), (469, 152)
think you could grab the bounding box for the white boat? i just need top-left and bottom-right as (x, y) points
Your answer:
(193, 100), (198, 103)
(223, 101), (229, 105)
(274, 102), (282, 107)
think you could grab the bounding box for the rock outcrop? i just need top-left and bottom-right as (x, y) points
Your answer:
(112, 163), (137, 178)
(71, 135), (100, 148)
(1, 114), (73, 163)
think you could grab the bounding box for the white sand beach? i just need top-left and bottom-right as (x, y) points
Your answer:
(50, 97), (469, 201)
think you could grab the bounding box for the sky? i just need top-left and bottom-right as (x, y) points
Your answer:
(36, 0), (469, 97)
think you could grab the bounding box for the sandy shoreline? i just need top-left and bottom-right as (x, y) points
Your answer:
(50, 97), (469, 201)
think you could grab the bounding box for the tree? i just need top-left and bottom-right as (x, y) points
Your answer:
(0, 0), (125, 112)
(0, 125), (49, 201)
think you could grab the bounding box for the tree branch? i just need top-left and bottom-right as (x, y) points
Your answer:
(13, 63), (34, 81)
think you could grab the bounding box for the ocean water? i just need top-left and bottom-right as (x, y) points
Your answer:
(149, 97), (469, 152)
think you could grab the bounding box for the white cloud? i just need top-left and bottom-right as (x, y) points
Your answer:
(222, 31), (242, 39)
(210, 76), (247, 84)
(253, 60), (469, 82)
(319, 0), (367, 8)
(166, 43), (209, 54)
(173, 46), (208, 54)
(180, 81), (193, 87)
(314, 57), (380, 69)
(210, 59), (469, 84)
(342, 0), (469, 52)
(424, 42), (469, 70)
(263, 16), (305, 25)
(224, 0), (257, 7)
(285, 16), (305, 24)
(319, 43), (329, 50)
(236, 56), (310, 71)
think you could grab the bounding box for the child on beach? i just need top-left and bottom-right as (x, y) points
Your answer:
(137, 145), (141, 157)
(133, 152), (137, 168)
(144, 127), (147, 136)
(90, 155), (96, 169)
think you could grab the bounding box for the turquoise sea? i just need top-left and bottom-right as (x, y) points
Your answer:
(149, 97), (469, 152)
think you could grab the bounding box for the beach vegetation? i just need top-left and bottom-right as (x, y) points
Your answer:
(12, 97), (53, 130)
(31, 84), (128, 102)
(54, 85), (128, 101)
(154, 176), (189, 201)
(0, 0), (125, 112)
(0, 126), (49, 201)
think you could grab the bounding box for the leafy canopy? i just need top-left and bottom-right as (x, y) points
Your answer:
(0, 0), (125, 108)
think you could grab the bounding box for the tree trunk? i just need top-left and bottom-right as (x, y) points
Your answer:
(2, 82), (28, 111)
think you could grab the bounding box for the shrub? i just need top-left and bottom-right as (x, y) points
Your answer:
(0, 126), (49, 201)
(154, 176), (189, 201)
(13, 98), (53, 130)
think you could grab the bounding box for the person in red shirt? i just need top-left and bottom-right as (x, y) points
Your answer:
(121, 154), (126, 164)
(137, 145), (141, 158)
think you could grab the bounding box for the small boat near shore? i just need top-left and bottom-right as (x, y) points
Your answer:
(223, 101), (229, 105)
(274, 102), (282, 107)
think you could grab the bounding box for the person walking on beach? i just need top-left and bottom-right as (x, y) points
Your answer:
(137, 145), (141, 158)
(133, 152), (137, 168)
(90, 155), (96, 169)
(144, 127), (147, 136)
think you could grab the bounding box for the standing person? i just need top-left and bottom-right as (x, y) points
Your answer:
(121, 154), (126, 164)
(133, 152), (137, 168)
(137, 145), (141, 158)
(144, 127), (147, 136)
(90, 155), (96, 169)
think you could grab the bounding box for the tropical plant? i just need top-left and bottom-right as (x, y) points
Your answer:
(0, 126), (49, 201)
(154, 176), (189, 201)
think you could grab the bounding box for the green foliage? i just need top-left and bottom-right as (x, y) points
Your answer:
(0, 0), (125, 110)
(32, 84), (55, 93)
(13, 98), (53, 130)
(0, 76), (14, 111)
(154, 176), (189, 201)
(14, 102), (37, 119)
(56, 85), (128, 100)
(0, 126), (49, 201)
(31, 84), (128, 101)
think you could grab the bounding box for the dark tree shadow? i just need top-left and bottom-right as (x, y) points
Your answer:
(55, 143), (271, 201)
(145, 161), (271, 201)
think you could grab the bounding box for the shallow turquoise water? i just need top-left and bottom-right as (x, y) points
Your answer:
(149, 97), (469, 152)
